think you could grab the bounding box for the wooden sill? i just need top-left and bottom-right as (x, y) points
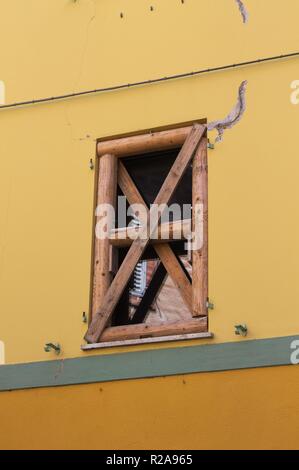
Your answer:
(81, 332), (213, 351)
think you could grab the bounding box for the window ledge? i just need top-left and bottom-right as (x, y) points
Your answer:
(81, 332), (214, 351)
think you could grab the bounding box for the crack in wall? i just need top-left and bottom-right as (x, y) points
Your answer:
(74, 0), (97, 91)
(235, 0), (249, 23)
(208, 80), (248, 142)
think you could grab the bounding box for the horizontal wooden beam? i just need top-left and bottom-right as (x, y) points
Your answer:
(100, 318), (207, 343)
(97, 126), (193, 157)
(109, 219), (192, 247)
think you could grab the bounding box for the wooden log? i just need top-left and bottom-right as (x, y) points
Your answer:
(192, 137), (208, 317)
(118, 161), (193, 313)
(118, 160), (148, 225)
(109, 219), (192, 247)
(100, 318), (208, 342)
(92, 154), (118, 319)
(85, 125), (206, 343)
(97, 126), (193, 158)
(154, 244), (193, 312)
(130, 262), (167, 325)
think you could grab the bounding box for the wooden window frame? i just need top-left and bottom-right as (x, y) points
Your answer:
(83, 122), (211, 349)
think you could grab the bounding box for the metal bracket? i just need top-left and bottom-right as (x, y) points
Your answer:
(44, 343), (61, 354)
(234, 324), (248, 337)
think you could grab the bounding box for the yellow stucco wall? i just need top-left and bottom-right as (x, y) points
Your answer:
(1, 0), (299, 363)
(0, 365), (298, 450)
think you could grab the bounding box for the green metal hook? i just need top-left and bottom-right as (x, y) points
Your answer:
(234, 324), (248, 337)
(44, 343), (61, 354)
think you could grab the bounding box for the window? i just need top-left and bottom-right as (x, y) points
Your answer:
(83, 122), (211, 349)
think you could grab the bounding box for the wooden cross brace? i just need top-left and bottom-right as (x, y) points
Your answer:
(85, 124), (207, 344)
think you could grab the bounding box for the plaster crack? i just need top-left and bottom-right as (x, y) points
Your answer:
(208, 80), (248, 143)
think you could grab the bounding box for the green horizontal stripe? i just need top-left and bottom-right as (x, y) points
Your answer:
(0, 335), (298, 392)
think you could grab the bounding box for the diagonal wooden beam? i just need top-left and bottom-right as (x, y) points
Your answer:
(97, 126), (194, 158)
(118, 159), (194, 312)
(92, 154), (118, 319)
(85, 124), (206, 343)
(109, 219), (192, 247)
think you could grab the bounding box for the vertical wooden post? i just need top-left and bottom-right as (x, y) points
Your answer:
(92, 154), (118, 319)
(192, 137), (208, 317)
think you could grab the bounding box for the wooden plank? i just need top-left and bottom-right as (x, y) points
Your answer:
(110, 250), (130, 327)
(130, 262), (167, 325)
(112, 285), (130, 326)
(97, 126), (193, 158)
(192, 137), (208, 317)
(92, 154), (118, 318)
(117, 159), (148, 230)
(118, 161), (194, 313)
(85, 125), (206, 343)
(99, 318), (208, 342)
(3, 335), (296, 391)
(109, 219), (192, 247)
(154, 244), (193, 312)
(118, 160), (148, 222)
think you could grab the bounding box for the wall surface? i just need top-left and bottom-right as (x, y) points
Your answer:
(0, 0), (299, 450)
(1, 365), (299, 450)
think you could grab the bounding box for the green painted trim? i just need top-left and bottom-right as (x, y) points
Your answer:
(0, 335), (297, 392)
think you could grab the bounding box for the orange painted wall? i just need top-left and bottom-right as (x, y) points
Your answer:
(1, 365), (299, 450)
